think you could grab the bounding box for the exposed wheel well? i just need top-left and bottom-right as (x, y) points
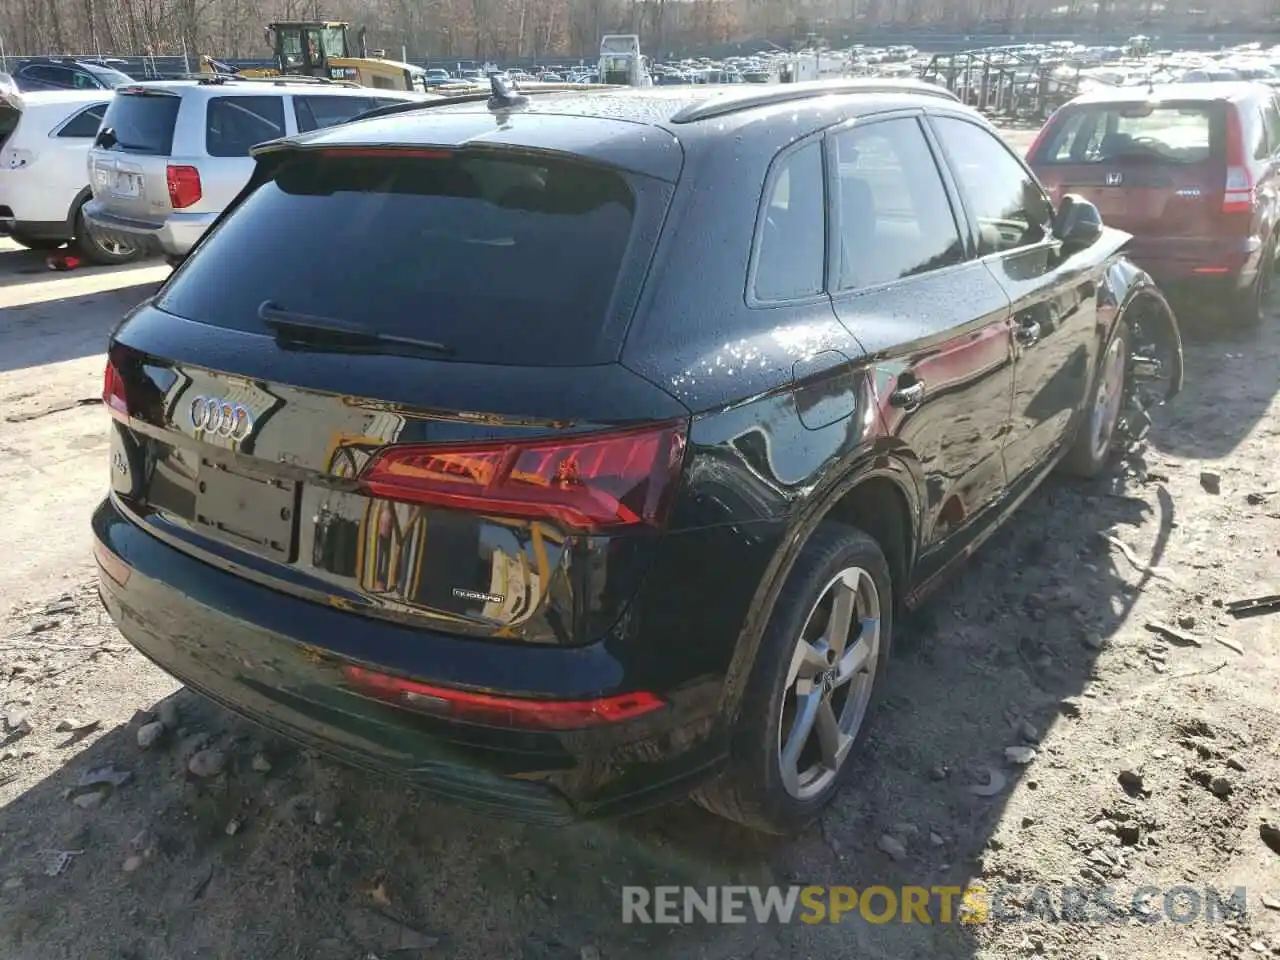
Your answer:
(823, 477), (913, 602)
(65, 186), (92, 231)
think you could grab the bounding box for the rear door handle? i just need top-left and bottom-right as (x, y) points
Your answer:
(1015, 321), (1042, 346)
(889, 380), (925, 411)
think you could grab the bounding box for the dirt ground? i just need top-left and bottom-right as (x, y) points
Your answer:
(2, 124), (1280, 959)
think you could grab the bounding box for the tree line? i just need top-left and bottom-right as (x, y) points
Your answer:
(3, 0), (1280, 64)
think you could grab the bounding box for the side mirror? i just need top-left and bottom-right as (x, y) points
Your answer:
(1053, 193), (1104, 254)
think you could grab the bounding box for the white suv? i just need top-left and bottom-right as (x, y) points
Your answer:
(84, 77), (434, 260)
(0, 85), (142, 263)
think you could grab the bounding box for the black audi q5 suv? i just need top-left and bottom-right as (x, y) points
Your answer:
(94, 78), (1182, 832)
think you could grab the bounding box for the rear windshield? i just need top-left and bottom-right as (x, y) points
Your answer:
(98, 92), (180, 155)
(156, 151), (648, 366)
(1035, 101), (1221, 165)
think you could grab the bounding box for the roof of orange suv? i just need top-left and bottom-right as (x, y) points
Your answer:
(1069, 81), (1269, 106)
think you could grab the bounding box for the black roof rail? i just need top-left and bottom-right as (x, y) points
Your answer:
(668, 78), (961, 124)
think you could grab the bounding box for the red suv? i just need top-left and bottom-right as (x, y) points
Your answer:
(1028, 82), (1280, 323)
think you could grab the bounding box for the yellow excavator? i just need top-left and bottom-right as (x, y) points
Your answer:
(200, 21), (425, 91)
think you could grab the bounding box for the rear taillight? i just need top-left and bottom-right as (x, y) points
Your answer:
(1223, 107), (1255, 214)
(166, 164), (202, 209)
(102, 355), (129, 421)
(359, 420), (688, 533)
(341, 664), (665, 730)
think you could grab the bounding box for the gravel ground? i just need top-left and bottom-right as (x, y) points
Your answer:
(1, 140), (1279, 960)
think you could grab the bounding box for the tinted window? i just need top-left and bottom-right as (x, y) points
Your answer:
(831, 117), (964, 292)
(58, 103), (107, 138)
(934, 116), (1052, 255)
(83, 64), (133, 87)
(98, 92), (180, 155)
(206, 96), (286, 157)
(1036, 102), (1216, 165)
(21, 65), (69, 88)
(1259, 99), (1280, 159)
(754, 140), (825, 302)
(157, 153), (642, 366)
(294, 95), (375, 133)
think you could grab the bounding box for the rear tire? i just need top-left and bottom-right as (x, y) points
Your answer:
(1063, 325), (1129, 478)
(7, 232), (64, 252)
(73, 206), (142, 266)
(1234, 233), (1277, 327)
(692, 522), (893, 834)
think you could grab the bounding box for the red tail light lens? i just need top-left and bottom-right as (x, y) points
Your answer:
(317, 148), (454, 159)
(166, 164), (202, 209)
(1223, 107), (1254, 214)
(360, 421), (688, 533)
(102, 356), (129, 420)
(342, 665), (665, 730)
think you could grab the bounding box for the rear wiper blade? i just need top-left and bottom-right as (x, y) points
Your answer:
(257, 301), (453, 355)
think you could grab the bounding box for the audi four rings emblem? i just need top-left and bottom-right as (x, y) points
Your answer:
(189, 396), (254, 440)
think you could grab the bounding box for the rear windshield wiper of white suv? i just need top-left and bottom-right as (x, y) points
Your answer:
(257, 300), (453, 356)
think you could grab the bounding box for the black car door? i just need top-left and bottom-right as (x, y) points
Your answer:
(927, 112), (1101, 488)
(825, 112), (1016, 590)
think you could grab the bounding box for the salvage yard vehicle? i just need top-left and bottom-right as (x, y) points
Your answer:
(0, 86), (142, 263)
(1028, 81), (1280, 324)
(5, 56), (133, 93)
(199, 20), (428, 92)
(83, 76), (435, 261)
(94, 78), (1183, 833)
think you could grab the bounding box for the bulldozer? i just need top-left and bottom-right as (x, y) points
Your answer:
(200, 21), (425, 91)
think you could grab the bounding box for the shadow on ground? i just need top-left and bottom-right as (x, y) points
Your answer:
(0, 283), (162, 374)
(1144, 294), (1280, 461)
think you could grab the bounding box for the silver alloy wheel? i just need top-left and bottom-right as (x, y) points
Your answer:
(86, 230), (138, 259)
(777, 565), (881, 801)
(1089, 336), (1127, 463)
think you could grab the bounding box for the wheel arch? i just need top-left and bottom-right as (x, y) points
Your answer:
(64, 185), (93, 233)
(717, 452), (921, 722)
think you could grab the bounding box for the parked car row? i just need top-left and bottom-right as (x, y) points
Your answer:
(92, 77), (1185, 834)
(0, 74), (435, 260)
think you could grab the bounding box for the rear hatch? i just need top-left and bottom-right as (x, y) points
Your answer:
(105, 143), (685, 647)
(89, 87), (181, 223)
(1030, 98), (1226, 239)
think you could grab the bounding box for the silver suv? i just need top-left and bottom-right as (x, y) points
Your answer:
(84, 77), (433, 259)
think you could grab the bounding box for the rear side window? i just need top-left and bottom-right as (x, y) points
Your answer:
(157, 151), (647, 366)
(58, 103), (107, 138)
(830, 117), (965, 292)
(294, 95), (376, 133)
(98, 92), (180, 154)
(206, 96), (287, 157)
(1035, 102), (1218, 165)
(754, 140), (825, 302)
(1262, 98), (1280, 159)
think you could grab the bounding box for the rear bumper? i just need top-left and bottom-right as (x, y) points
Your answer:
(1125, 234), (1261, 288)
(0, 171), (75, 238)
(92, 494), (729, 822)
(83, 201), (216, 257)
